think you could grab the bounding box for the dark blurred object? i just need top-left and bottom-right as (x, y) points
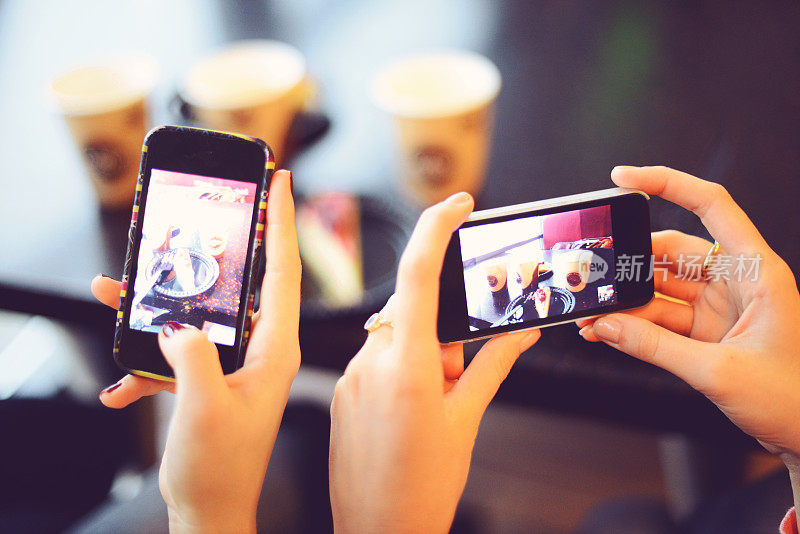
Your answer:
(577, 497), (677, 534)
(171, 89), (330, 163)
(294, 195), (412, 318)
(67, 401), (332, 534)
(283, 111), (331, 163)
(576, 468), (793, 534)
(0, 397), (134, 533)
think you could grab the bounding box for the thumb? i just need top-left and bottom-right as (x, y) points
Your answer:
(591, 314), (715, 388)
(450, 329), (540, 421)
(158, 322), (226, 397)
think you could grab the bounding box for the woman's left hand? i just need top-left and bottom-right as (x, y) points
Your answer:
(329, 193), (540, 533)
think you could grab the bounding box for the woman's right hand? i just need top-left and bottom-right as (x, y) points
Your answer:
(577, 166), (800, 466)
(90, 170), (302, 532)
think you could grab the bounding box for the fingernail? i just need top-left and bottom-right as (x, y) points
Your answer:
(578, 325), (592, 337)
(611, 165), (637, 177)
(447, 192), (472, 205)
(162, 321), (184, 338)
(593, 317), (621, 343)
(99, 273), (111, 278)
(101, 380), (122, 394)
(519, 331), (539, 351)
(287, 170), (293, 194)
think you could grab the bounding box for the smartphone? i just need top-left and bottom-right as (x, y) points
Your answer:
(113, 125), (273, 381)
(437, 188), (654, 344)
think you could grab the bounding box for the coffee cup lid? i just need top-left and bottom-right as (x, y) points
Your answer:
(49, 52), (158, 116)
(371, 50), (501, 118)
(181, 40), (306, 110)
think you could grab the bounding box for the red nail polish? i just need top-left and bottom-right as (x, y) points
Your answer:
(102, 381), (122, 394)
(162, 321), (184, 337)
(287, 170), (293, 195)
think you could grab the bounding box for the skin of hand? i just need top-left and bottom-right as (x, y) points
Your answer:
(329, 192), (540, 534)
(576, 166), (800, 518)
(91, 170), (301, 533)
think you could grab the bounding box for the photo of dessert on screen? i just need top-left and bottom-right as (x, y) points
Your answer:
(458, 205), (617, 332)
(128, 169), (257, 346)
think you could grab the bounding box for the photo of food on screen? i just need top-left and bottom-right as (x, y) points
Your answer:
(129, 169), (257, 346)
(458, 205), (616, 331)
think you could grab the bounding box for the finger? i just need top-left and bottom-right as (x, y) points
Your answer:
(362, 294), (398, 351)
(590, 313), (716, 389)
(248, 170), (301, 368)
(611, 166), (767, 256)
(91, 275), (123, 309)
(450, 329), (540, 420)
(577, 326), (598, 341)
(395, 192), (474, 350)
(580, 298), (693, 342)
(654, 271), (704, 302)
(441, 343), (464, 381)
(651, 230), (713, 269)
(158, 323), (226, 399)
(651, 230), (715, 294)
(99, 374), (174, 409)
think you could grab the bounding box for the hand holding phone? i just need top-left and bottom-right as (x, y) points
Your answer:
(576, 167), (800, 489)
(330, 192), (540, 533)
(93, 169), (301, 531)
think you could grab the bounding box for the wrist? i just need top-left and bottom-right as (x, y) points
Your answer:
(168, 506), (256, 534)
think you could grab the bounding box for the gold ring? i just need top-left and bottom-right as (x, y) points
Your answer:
(701, 241), (722, 278)
(364, 312), (392, 333)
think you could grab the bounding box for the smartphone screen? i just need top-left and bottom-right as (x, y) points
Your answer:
(115, 126), (271, 379)
(129, 169), (258, 345)
(437, 191), (653, 343)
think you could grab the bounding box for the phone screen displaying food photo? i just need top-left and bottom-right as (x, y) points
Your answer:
(458, 205), (616, 332)
(129, 169), (257, 345)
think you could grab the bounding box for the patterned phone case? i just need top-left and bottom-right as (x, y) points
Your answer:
(112, 126), (275, 382)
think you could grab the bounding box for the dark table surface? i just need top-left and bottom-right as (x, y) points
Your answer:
(1, 0), (799, 443)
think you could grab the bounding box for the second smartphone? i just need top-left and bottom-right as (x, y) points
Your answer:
(438, 188), (654, 344)
(113, 126), (273, 381)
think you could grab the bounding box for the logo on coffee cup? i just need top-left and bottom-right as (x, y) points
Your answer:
(84, 141), (125, 182)
(413, 146), (452, 186)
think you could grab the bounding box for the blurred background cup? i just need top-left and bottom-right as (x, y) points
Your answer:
(49, 52), (157, 210)
(371, 50), (501, 206)
(179, 40), (312, 162)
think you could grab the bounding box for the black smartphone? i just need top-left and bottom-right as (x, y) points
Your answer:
(437, 188), (654, 344)
(113, 125), (273, 381)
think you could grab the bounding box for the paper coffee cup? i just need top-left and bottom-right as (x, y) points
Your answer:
(181, 40), (310, 161)
(372, 51), (501, 205)
(553, 249), (593, 293)
(50, 52), (157, 209)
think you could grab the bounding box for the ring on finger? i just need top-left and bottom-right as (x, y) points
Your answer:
(701, 241), (722, 279)
(364, 295), (396, 333)
(364, 311), (393, 333)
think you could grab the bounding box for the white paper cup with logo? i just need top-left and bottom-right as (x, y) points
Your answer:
(509, 249), (544, 298)
(180, 40), (311, 161)
(553, 249), (595, 293)
(50, 52), (157, 209)
(371, 51), (501, 206)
